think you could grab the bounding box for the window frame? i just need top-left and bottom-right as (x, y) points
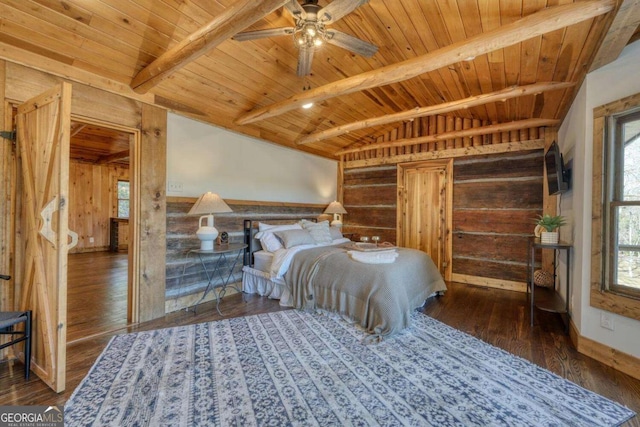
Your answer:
(591, 92), (640, 321)
(116, 179), (130, 219)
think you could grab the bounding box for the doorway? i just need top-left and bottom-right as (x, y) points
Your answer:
(397, 159), (453, 280)
(66, 119), (137, 343)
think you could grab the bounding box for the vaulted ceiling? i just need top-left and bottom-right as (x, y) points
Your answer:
(1, 0), (639, 160)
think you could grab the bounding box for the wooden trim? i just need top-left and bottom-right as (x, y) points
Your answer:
(167, 196), (328, 209)
(297, 82), (574, 145)
(137, 104), (167, 322)
(542, 128), (558, 273)
(235, 0), (614, 125)
(452, 273), (527, 293)
(572, 322), (640, 381)
(337, 119), (558, 155)
(130, 0), (289, 94)
(590, 93), (640, 322)
(344, 139), (545, 169)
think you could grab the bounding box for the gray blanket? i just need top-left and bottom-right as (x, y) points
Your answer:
(284, 244), (447, 337)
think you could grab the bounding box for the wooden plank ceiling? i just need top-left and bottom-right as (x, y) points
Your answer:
(0, 0), (637, 159)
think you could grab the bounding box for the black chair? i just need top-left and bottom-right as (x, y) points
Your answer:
(0, 274), (32, 380)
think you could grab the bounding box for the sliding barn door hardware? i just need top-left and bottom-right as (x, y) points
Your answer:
(0, 130), (16, 144)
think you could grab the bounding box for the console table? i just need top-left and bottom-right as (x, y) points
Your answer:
(527, 238), (572, 333)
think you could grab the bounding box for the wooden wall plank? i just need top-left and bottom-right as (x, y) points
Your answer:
(343, 185), (396, 206)
(454, 180), (543, 209)
(453, 209), (537, 234)
(68, 161), (129, 253)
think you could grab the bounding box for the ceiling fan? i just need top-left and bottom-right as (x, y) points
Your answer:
(232, 0), (378, 77)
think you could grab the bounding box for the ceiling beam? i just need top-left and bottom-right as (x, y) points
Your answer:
(235, 0), (614, 126)
(589, 0), (640, 71)
(297, 82), (574, 145)
(130, 0), (289, 94)
(95, 149), (130, 165)
(335, 118), (560, 155)
(70, 123), (87, 138)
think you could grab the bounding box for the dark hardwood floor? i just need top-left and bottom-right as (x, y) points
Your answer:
(1, 260), (639, 425)
(66, 251), (129, 343)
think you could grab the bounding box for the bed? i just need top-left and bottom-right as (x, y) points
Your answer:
(242, 219), (447, 338)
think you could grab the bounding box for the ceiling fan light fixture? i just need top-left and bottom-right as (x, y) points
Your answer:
(304, 24), (317, 37)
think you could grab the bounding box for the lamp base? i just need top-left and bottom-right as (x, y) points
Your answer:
(330, 219), (343, 228)
(197, 225), (219, 251)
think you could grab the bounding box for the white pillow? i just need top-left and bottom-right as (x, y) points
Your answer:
(329, 226), (343, 240)
(259, 233), (283, 252)
(255, 223), (301, 239)
(301, 219), (333, 245)
(274, 229), (315, 248)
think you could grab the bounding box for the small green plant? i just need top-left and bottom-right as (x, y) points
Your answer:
(534, 214), (566, 232)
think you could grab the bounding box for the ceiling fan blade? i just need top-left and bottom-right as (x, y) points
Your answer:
(297, 47), (314, 77)
(232, 27), (295, 42)
(318, 0), (369, 24)
(325, 29), (378, 57)
(284, 0), (306, 21)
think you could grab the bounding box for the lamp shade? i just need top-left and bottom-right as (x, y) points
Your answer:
(324, 201), (347, 215)
(188, 192), (232, 251)
(188, 192), (232, 215)
(324, 201), (347, 228)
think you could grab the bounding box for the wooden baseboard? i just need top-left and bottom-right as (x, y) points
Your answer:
(569, 319), (640, 381)
(165, 282), (241, 313)
(452, 273), (526, 292)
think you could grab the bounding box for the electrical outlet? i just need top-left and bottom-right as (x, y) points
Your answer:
(600, 313), (614, 331)
(168, 181), (183, 192)
(89, 237), (94, 243)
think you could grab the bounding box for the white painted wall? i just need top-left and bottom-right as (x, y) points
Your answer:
(558, 41), (640, 358)
(166, 113), (337, 203)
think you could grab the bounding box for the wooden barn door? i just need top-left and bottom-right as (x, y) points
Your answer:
(398, 160), (453, 280)
(15, 82), (74, 392)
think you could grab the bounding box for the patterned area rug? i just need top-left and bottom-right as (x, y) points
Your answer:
(65, 310), (635, 426)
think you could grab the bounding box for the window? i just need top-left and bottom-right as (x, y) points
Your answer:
(117, 180), (130, 218)
(592, 93), (640, 322)
(604, 111), (640, 297)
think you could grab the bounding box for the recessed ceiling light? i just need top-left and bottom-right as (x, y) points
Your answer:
(302, 102), (314, 109)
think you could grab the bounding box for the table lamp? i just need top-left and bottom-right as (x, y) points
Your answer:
(324, 201), (347, 228)
(188, 192), (232, 250)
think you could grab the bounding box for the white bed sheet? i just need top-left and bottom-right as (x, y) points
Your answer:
(242, 266), (291, 305)
(243, 237), (351, 307)
(252, 250), (274, 273)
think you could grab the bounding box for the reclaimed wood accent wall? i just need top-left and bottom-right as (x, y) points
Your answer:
(68, 160), (129, 253)
(341, 118), (545, 290)
(165, 197), (325, 312)
(452, 150), (543, 288)
(342, 166), (397, 244)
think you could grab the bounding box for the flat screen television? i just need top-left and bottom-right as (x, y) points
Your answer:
(545, 141), (570, 195)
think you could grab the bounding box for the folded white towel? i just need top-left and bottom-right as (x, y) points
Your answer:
(347, 249), (398, 264)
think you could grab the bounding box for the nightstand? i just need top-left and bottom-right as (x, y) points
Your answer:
(181, 243), (247, 315)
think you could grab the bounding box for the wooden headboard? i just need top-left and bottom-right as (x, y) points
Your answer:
(243, 218), (317, 267)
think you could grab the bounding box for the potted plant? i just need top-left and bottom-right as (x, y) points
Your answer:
(534, 214), (566, 244)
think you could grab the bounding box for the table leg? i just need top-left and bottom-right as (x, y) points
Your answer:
(530, 242), (535, 327)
